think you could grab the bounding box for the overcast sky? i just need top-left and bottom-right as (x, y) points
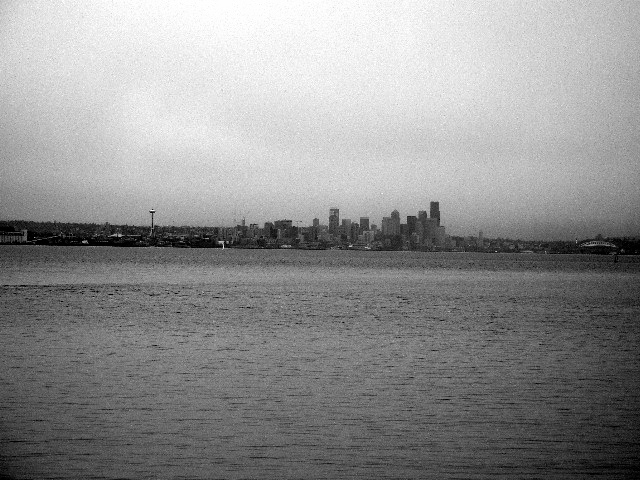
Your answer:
(1, 1), (638, 239)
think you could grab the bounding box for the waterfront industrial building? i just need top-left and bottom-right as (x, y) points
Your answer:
(0, 227), (28, 244)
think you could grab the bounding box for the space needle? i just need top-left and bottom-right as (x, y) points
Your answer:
(149, 208), (156, 238)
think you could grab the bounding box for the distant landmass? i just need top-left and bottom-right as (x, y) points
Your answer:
(1, 220), (638, 254)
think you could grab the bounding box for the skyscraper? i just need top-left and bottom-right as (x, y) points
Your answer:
(329, 207), (339, 235)
(381, 217), (392, 236)
(418, 210), (428, 240)
(406, 215), (417, 235)
(430, 201), (440, 226)
(359, 217), (370, 232)
(423, 218), (438, 246)
(391, 210), (401, 236)
(342, 218), (352, 240)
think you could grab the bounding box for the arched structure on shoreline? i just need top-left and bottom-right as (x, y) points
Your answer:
(578, 240), (618, 254)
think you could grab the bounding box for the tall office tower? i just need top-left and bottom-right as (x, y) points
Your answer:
(430, 202), (440, 226)
(264, 222), (274, 238)
(312, 218), (320, 228)
(329, 207), (339, 235)
(436, 225), (446, 246)
(350, 222), (359, 241)
(391, 210), (401, 236)
(415, 220), (423, 243)
(423, 218), (438, 246)
(406, 216), (417, 235)
(418, 210), (428, 241)
(342, 218), (352, 240)
(381, 217), (392, 236)
(360, 217), (370, 232)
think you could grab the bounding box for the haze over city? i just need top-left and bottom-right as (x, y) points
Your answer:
(1, 1), (639, 240)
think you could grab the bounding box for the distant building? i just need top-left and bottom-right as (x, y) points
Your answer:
(390, 210), (400, 236)
(436, 226), (446, 247)
(0, 227), (27, 244)
(329, 207), (339, 235)
(415, 220), (423, 243)
(423, 218), (439, 246)
(418, 210), (428, 224)
(350, 222), (359, 241)
(263, 222), (274, 238)
(406, 216), (417, 235)
(362, 230), (375, 244)
(381, 217), (392, 236)
(274, 219), (292, 228)
(339, 218), (350, 240)
(359, 217), (369, 232)
(274, 219), (293, 238)
(430, 201), (440, 226)
(312, 218), (320, 228)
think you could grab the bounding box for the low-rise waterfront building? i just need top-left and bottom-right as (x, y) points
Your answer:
(0, 228), (28, 244)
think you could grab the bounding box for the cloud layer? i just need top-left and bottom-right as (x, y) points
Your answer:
(1, 1), (639, 238)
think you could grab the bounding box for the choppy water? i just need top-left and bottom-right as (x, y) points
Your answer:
(1, 246), (639, 479)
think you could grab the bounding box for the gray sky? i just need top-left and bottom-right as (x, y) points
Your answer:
(1, 1), (639, 239)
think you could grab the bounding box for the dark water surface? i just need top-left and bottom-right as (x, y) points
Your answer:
(1, 246), (639, 479)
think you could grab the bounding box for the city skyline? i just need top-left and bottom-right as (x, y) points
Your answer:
(1, 2), (639, 241)
(1, 198), (638, 243)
